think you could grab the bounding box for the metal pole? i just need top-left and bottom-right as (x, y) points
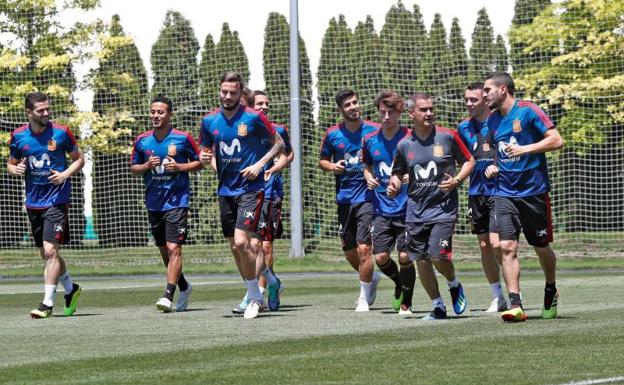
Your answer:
(289, 0), (304, 257)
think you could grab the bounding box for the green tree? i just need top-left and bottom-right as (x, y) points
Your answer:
(0, 0), (100, 247)
(261, 12), (317, 246)
(353, 16), (384, 121)
(198, 34), (219, 110)
(150, 10), (200, 132)
(91, 15), (149, 246)
(417, 14), (449, 99)
(468, 8), (497, 81)
(494, 34), (509, 72)
(446, 17), (470, 124)
(214, 23), (250, 83)
(510, 0), (551, 72)
(380, 1), (424, 99)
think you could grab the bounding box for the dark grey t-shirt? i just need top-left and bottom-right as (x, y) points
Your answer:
(392, 126), (471, 223)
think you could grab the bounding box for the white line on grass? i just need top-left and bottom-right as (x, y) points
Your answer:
(557, 376), (624, 385)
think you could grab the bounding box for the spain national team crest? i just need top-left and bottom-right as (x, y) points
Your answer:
(512, 119), (522, 133)
(167, 144), (177, 157)
(237, 122), (248, 137)
(433, 144), (444, 157)
(47, 139), (56, 151)
(483, 142), (490, 152)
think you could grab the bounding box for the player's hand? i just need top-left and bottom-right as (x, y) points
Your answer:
(333, 159), (345, 175)
(365, 175), (380, 190)
(200, 146), (213, 164)
(485, 165), (499, 178)
(264, 169), (273, 182)
(386, 175), (401, 197)
(48, 169), (68, 185)
(504, 143), (526, 157)
(402, 174), (409, 184)
(438, 173), (459, 192)
(164, 156), (179, 172)
(146, 155), (160, 169)
(14, 158), (27, 176)
(241, 164), (262, 180)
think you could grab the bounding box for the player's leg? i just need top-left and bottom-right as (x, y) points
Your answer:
(406, 222), (446, 320)
(520, 193), (558, 319)
(429, 221), (467, 315)
(219, 196), (249, 313)
(355, 202), (379, 308)
(496, 196), (527, 322)
(233, 191), (266, 318)
(371, 216), (401, 310)
(396, 222), (415, 314)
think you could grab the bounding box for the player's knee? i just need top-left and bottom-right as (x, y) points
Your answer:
(233, 236), (248, 251)
(374, 253), (388, 265)
(499, 241), (517, 258)
(42, 247), (58, 261)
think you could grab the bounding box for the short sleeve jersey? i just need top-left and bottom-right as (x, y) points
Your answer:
(457, 117), (497, 196)
(262, 123), (292, 199)
(199, 105), (275, 197)
(9, 122), (78, 209)
(131, 128), (200, 212)
(320, 121), (379, 204)
(392, 126), (471, 223)
(488, 100), (554, 197)
(362, 126), (410, 217)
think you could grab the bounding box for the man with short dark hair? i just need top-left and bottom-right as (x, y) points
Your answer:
(131, 96), (202, 312)
(457, 82), (508, 313)
(199, 71), (285, 319)
(483, 72), (564, 322)
(320, 89), (381, 312)
(388, 92), (475, 320)
(8, 92), (85, 318)
(362, 90), (415, 314)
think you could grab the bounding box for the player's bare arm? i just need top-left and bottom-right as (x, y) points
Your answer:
(7, 157), (27, 176)
(49, 150), (85, 186)
(504, 128), (564, 157)
(241, 131), (285, 180)
(363, 165), (380, 190)
(319, 157), (345, 174)
(131, 155), (161, 175)
(264, 149), (294, 181)
(438, 156), (475, 192)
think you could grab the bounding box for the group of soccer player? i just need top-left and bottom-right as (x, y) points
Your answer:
(319, 72), (563, 322)
(8, 70), (562, 323)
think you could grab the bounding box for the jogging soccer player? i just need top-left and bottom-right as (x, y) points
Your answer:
(482, 72), (564, 322)
(388, 92), (475, 320)
(7, 92), (84, 318)
(199, 71), (284, 319)
(253, 90), (293, 297)
(131, 96), (202, 312)
(319, 89), (381, 312)
(457, 82), (508, 313)
(362, 90), (416, 314)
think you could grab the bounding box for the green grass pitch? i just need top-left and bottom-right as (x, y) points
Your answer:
(1, 271), (624, 385)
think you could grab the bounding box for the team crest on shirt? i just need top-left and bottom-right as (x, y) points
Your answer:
(483, 142), (490, 152)
(433, 144), (444, 157)
(47, 139), (56, 151)
(167, 144), (177, 156)
(512, 119), (522, 133)
(237, 122), (248, 137)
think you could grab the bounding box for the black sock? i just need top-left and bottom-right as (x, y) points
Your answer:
(544, 282), (557, 308)
(164, 283), (176, 301)
(509, 292), (522, 309)
(399, 261), (416, 307)
(377, 258), (400, 287)
(178, 273), (189, 291)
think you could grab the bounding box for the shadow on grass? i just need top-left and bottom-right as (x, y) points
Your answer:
(52, 313), (101, 317)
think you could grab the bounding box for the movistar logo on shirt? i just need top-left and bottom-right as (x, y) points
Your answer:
(344, 150), (363, 173)
(413, 161), (438, 186)
(152, 157), (173, 180)
(498, 136), (520, 162)
(29, 154), (51, 176)
(220, 139), (242, 163)
(378, 161), (392, 177)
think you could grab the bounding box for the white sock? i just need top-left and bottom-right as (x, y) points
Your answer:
(59, 272), (73, 293)
(262, 268), (278, 286)
(490, 282), (504, 299)
(447, 278), (460, 288)
(432, 296), (445, 310)
(360, 280), (372, 299)
(259, 286), (266, 295)
(43, 284), (57, 307)
(245, 279), (263, 301)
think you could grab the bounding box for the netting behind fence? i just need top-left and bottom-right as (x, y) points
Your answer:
(1, 1), (622, 271)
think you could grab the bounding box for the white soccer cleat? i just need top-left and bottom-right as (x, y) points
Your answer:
(398, 304), (413, 315)
(355, 297), (369, 312)
(367, 272), (381, 306)
(156, 297), (173, 313)
(485, 297), (508, 313)
(243, 299), (264, 319)
(176, 283), (192, 312)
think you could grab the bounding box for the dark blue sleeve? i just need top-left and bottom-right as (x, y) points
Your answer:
(278, 126), (292, 154)
(185, 134), (200, 162)
(199, 118), (214, 148)
(130, 138), (144, 165)
(9, 135), (21, 160)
